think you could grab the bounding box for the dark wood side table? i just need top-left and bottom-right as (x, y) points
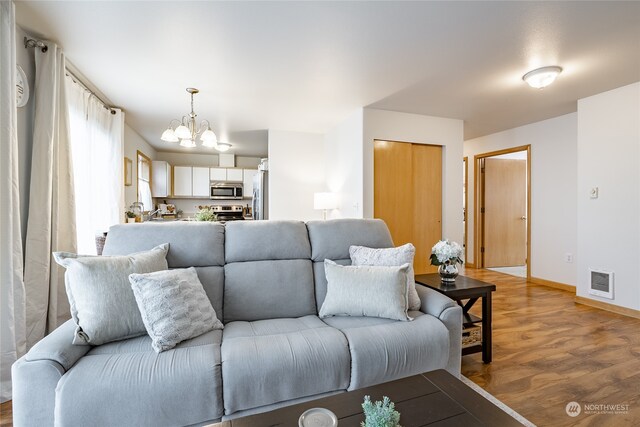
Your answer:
(415, 274), (496, 363)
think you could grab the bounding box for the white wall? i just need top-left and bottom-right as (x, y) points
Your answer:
(268, 130), (325, 220)
(123, 124), (156, 209)
(577, 82), (640, 310)
(324, 109), (364, 218)
(464, 113), (578, 286)
(362, 108), (465, 246)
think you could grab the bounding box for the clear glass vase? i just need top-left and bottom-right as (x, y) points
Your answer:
(438, 261), (459, 283)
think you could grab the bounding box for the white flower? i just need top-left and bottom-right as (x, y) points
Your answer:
(431, 239), (463, 264)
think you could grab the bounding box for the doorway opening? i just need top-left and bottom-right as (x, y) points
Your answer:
(474, 145), (531, 279)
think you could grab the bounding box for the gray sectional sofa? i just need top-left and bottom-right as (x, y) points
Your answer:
(12, 219), (462, 427)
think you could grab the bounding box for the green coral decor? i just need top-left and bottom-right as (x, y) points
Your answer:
(361, 395), (401, 427)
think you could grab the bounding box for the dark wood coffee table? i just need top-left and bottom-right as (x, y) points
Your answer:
(415, 274), (496, 363)
(210, 370), (521, 426)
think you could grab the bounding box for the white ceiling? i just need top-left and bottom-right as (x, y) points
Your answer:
(15, 1), (640, 155)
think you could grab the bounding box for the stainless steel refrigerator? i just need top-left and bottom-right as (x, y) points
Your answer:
(252, 164), (268, 220)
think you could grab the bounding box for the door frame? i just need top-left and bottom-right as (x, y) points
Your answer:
(463, 156), (469, 266)
(474, 145), (531, 279)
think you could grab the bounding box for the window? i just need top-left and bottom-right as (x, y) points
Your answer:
(137, 151), (153, 213)
(67, 76), (123, 254)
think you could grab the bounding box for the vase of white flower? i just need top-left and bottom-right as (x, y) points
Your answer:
(430, 240), (464, 283)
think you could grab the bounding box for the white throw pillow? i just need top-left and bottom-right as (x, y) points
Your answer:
(349, 243), (421, 310)
(319, 259), (411, 322)
(53, 244), (169, 345)
(129, 267), (224, 353)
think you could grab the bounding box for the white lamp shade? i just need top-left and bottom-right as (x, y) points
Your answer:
(215, 142), (231, 152)
(202, 139), (217, 148)
(200, 129), (217, 142)
(179, 138), (196, 148)
(174, 124), (191, 139)
(314, 192), (337, 210)
(160, 127), (179, 142)
(523, 66), (562, 89)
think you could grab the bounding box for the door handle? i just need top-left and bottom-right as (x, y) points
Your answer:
(521, 216), (527, 220)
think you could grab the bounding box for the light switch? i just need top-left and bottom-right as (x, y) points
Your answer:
(590, 187), (599, 199)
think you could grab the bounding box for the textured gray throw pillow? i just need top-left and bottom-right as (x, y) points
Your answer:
(349, 243), (421, 311)
(129, 267), (224, 353)
(53, 244), (169, 345)
(319, 260), (411, 322)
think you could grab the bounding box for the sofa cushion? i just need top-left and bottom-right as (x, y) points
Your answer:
(319, 260), (411, 322)
(53, 244), (169, 346)
(221, 316), (350, 415)
(225, 220), (311, 263)
(54, 330), (224, 426)
(224, 259), (316, 322)
(129, 267), (224, 352)
(306, 219), (393, 262)
(103, 222), (225, 268)
(321, 311), (450, 390)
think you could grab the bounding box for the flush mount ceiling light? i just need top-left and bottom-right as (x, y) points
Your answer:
(160, 88), (230, 151)
(522, 66), (563, 89)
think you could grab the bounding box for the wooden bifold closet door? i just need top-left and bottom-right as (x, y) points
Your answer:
(374, 140), (442, 274)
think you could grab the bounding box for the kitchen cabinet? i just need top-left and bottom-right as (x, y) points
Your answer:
(227, 168), (243, 182)
(210, 167), (226, 181)
(243, 169), (258, 198)
(152, 161), (171, 197)
(192, 167), (210, 197)
(173, 166), (192, 197)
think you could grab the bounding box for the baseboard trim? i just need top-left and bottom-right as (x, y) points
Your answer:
(465, 262), (476, 269)
(529, 276), (576, 293)
(575, 296), (640, 320)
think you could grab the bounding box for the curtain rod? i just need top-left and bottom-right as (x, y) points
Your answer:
(24, 36), (48, 53)
(65, 69), (117, 115)
(24, 37), (116, 115)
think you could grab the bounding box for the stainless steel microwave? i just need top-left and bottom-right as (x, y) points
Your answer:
(210, 182), (243, 200)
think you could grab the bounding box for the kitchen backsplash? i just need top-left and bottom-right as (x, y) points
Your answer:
(155, 197), (251, 217)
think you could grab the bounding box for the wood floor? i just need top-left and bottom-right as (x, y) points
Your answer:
(1, 268), (638, 427)
(461, 268), (640, 427)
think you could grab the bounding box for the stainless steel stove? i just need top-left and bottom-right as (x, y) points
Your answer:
(211, 205), (245, 222)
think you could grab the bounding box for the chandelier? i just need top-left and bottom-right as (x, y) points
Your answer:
(160, 87), (231, 152)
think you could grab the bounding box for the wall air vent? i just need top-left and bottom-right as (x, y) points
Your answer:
(588, 268), (614, 299)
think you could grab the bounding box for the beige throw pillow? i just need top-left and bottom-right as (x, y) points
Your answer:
(319, 260), (411, 322)
(349, 243), (421, 310)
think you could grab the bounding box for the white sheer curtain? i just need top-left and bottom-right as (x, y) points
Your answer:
(0, 0), (26, 402)
(66, 77), (124, 255)
(23, 43), (76, 349)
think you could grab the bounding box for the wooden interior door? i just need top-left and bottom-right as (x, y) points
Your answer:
(374, 141), (442, 275)
(374, 141), (414, 246)
(411, 144), (442, 274)
(483, 158), (527, 267)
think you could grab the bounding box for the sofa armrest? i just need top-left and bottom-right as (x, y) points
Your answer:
(25, 319), (90, 370)
(416, 284), (457, 318)
(416, 284), (462, 377)
(12, 320), (90, 427)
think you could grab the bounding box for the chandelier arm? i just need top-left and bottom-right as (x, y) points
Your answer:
(167, 119), (181, 129)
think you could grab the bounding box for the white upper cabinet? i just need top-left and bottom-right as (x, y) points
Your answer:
(152, 161), (171, 197)
(226, 168), (243, 182)
(192, 167), (210, 197)
(173, 166), (192, 197)
(243, 169), (258, 198)
(210, 167), (226, 181)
